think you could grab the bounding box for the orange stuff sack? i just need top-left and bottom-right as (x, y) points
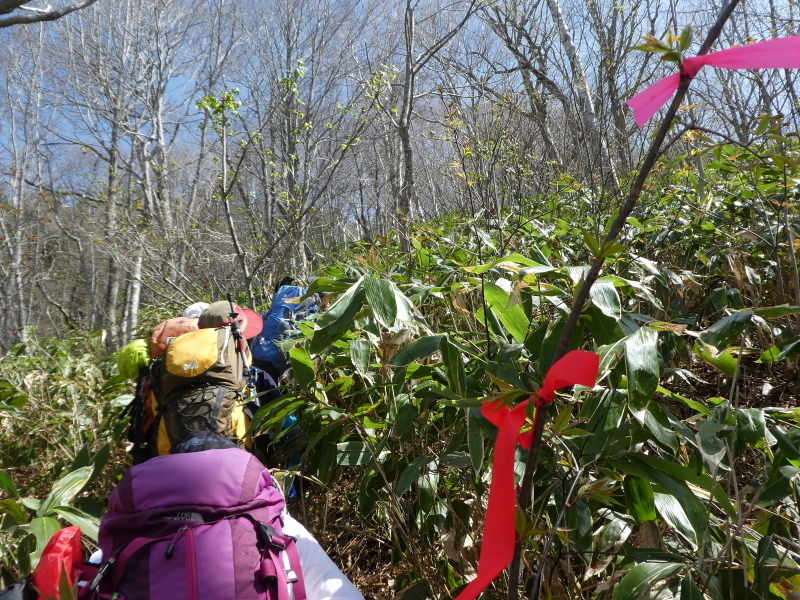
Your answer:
(149, 317), (199, 357)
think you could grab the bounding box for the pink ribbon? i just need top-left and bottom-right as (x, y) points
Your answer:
(628, 36), (800, 127)
(453, 350), (599, 600)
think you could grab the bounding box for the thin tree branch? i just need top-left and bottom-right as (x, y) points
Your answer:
(0, 0), (99, 27)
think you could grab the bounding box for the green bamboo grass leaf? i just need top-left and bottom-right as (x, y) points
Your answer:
(582, 230), (601, 255)
(582, 403), (627, 458)
(606, 455), (707, 543)
(754, 535), (779, 600)
(611, 561), (684, 600)
(441, 337), (467, 397)
(693, 342), (738, 376)
(736, 408), (766, 446)
(38, 467), (92, 517)
(21, 498), (40, 511)
(643, 403), (679, 452)
(88, 444), (111, 488)
(336, 442), (373, 466)
(625, 327), (660, 410)
(584, 305), (625, 346)
(757, 465), (800, 506)
(757, 335), (800, 363)
(363, 276), (397, 328)
(316, 430), (341, 485)
(30, 517), (61, 563)
(53, 507), (100, 542)
(464, 252), (545, 274)
(0, 499), (27, 525)
(467, 409), (484, 474)
(348, 339), (371, 375)
(58, 568), (74, 600)
(0, 470), (19, 498)
(653, 492), (697, 547)
(69, 445), (91, 471)
(564, 265), (591, 285)
(397, 457), (429, 494)
(316, 277), (364, 327)
(310, 288), (366, 354)
(303, 276), (352, 298)
(304, 421), (344, 456)
(392, 404), (418, 440)
(656, 386), (712, 416)
(390, 335), (444, 367)
(597, 337), (627, 380)
(624, 476), (656, 525)
(289, 346), (315, 389)
(591, 279), (622, 319)
(623, 453), (736, 520)
(771, 424), (800, 466)
(483, 283), (529, 343)
(699, 309), (753, 349)
(681, 573), (703, 600)
(571, 500), (593, 561)
(753, 305), (800, 318)
(596, 517), (633, 553)
(392, 287), (417, 330)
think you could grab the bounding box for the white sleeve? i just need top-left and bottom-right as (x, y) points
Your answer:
(283, 514), (365, 600)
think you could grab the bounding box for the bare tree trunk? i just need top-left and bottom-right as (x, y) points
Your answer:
(394, 0), (477, 246)
(124, 251), (143, 342)
(396, 1), (418, 231)
(544, 0), (619, 191)
(103, 118), (122, 346)
(220, 127), (255, 306)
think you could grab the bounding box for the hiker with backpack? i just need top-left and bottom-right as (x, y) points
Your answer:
(88, 448), (364, 600)
(99, 299), (364, 599)
(118, 299), (272, 461)
(4, 447), (365, 600)
(251, 278), (322, 384)
(117, 300), (210, 463)
(154, 299), (263, 455)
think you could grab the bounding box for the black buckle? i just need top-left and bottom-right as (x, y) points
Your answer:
(88, 557), (116, 592)
(256, 523), (286, 549)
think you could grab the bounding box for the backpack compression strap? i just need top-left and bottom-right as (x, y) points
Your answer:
(254, 522), (307, 600)
(284, 538), (307, 600)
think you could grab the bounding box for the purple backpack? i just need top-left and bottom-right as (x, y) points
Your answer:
(85, 449), (306, 600)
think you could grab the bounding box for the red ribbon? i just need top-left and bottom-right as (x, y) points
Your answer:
(627, 36), (800, 127)
(454, 350), (599, 600)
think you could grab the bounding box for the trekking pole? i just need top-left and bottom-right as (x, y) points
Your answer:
(227, 293), (250, 370)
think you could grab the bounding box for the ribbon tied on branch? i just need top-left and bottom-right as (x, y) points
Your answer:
(454, 350), (599, 600)
(628, 36), (800, 127)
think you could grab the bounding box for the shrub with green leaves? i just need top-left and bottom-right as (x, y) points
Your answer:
(0, 331), (128, 586)
(255, 207), (800, 598)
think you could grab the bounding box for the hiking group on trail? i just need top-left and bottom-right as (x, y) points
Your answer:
(2, 281), (362, 600)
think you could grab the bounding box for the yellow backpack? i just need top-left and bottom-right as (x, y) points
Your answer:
(155, 326), (252, 454)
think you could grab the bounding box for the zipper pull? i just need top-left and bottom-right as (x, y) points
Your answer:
(165, 526), (190, 559)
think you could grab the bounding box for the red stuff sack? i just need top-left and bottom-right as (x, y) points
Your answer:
(31, 526), (82, 600)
